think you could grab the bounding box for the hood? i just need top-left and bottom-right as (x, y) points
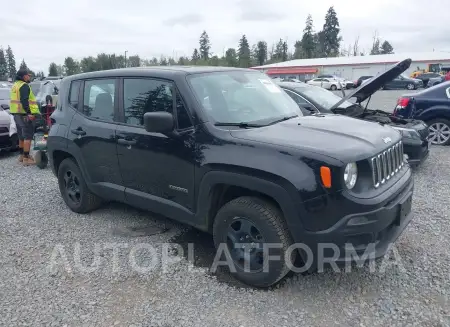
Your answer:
(330, 58), (412, 110)
(0, 110), (11, 125)
(230, 114), (402, 162)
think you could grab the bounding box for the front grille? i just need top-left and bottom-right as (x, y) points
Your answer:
(370, 142), (405, 188)
(0, 127), (8, 134)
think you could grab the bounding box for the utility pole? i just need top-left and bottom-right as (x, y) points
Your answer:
(124, 50), (128, 68)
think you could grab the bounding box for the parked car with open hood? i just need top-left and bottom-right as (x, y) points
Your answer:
(48, 66), (414, 287)
(394, 81), (450, 145)
(278, 59), (430, 167)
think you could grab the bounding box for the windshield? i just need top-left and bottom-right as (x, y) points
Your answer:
(188, 71), (302, 125)
(30, 83), (42, 95)
(35, 82), (58, 99)
(0, 89), (9, 99)
(295, 85), (354, 110)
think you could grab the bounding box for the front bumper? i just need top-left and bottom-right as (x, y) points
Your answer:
(403, 138), (429, 166)
(0, 133), (17, 151)
(295, 168), (414, 266)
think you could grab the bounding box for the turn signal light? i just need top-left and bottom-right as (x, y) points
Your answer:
(320, 166), (332, 188)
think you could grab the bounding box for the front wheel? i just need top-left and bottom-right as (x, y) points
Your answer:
(406, 83), (415, 90)
(330, 84), (337, 91)
(213, 196), (296, 288)
(427, 118), (450, 145)
(57, 158), (103, 213)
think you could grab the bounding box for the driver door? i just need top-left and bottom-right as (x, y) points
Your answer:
(115, 77), (197, 224)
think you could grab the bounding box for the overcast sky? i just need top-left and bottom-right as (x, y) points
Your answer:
(1, 0), (449, 73)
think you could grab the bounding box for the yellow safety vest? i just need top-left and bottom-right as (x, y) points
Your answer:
(9, 80), (40, 115)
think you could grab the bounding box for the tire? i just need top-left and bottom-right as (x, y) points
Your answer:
(330, 84), (337, 91)
(212, 196), (296, 288)
(9, 134), (19, 152)
(57, 158), (103, 213)
(427, 118), (450, 145)
(406, 83), (415, 90)
(35, 150), (48, 169)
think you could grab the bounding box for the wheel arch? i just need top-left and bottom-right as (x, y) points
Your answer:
(196, 170), (302, 238)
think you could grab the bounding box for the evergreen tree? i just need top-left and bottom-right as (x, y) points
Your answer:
(19, 59), (28, 71)
(238, 35), (251, 68)
(36, 71), (45, 79)
(293, 40), (304, 59)
(255, 41), (268, 66)
(48, 62), (58, 76)
(199, 31), (211, 61)
(6, 46), (16, 78)
(191, 48), (200, 63)
(224, 48), (238, 67)
(321, 6), (342, 57)
(380, 40), (394, 54)
(159, 56), (168, 66)
(301, 15), (316, 58)
(0, 48), (7, 79)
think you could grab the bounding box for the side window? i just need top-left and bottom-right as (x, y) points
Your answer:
(176, 94), (193, 129)
(69, 80), (81, 109)
(123, 78), (173, 126)
(83, 79), (116, 122)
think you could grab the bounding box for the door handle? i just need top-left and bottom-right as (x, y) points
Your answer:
(71, 128), (86, 136)
(117, 138), (137, 146)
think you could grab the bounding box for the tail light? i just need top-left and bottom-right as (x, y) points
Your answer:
(397, 97), (410, 107)
(394, 97), (410, 116)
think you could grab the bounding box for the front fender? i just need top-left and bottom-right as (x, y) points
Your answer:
(196, 170), (305, 241)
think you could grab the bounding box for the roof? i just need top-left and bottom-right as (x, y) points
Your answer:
(252, 52), (450, 69)
(65, 65), (255, 81)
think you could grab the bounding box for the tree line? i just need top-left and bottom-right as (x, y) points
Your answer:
(1, 6), (395, 80)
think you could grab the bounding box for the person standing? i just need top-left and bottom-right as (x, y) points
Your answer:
(9, 69), (40, 166)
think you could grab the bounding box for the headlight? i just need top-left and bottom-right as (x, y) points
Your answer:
(344, 163), (358, 189)
(392, 127), (421, 140)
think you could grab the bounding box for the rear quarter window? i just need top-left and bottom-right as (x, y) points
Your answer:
(69, 81), (81, 109)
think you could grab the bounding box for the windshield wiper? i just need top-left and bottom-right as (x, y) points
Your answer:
(214, 122), (264, 128)
(266, 115), (298, 126)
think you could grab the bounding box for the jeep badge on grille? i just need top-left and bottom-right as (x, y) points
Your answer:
(383, 137), (392, 144)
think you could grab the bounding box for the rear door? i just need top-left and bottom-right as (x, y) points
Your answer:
(67, 77), (124, 202)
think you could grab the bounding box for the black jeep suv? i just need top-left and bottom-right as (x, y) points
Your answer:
(47, 66), (414, 287)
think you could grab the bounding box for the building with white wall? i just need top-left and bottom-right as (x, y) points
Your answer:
(251, 52), (450, 82)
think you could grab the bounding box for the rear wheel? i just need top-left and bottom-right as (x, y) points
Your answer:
(427, 118), (450, 145)
(57, 158), (103, 213)
(406, 83), (415, 90)
(213, 196), (296, 288)
(330, 84), (337, 91)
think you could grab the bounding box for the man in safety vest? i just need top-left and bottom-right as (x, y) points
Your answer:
(9, 68), (40, 166)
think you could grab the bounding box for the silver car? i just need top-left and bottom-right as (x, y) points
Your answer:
(0, 88), (19, 152)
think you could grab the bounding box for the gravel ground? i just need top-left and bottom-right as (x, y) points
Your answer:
(1, 144), (450, 327)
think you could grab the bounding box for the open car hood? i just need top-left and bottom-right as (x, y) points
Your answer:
(329, 58), (412, 111)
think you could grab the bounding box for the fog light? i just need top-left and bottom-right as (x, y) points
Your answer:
(404, 154), (409, 162)
(347, 216), (369, 226)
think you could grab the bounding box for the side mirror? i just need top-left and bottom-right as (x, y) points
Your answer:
(0, 104), (9, 110)
(144, 111), (174, 134)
